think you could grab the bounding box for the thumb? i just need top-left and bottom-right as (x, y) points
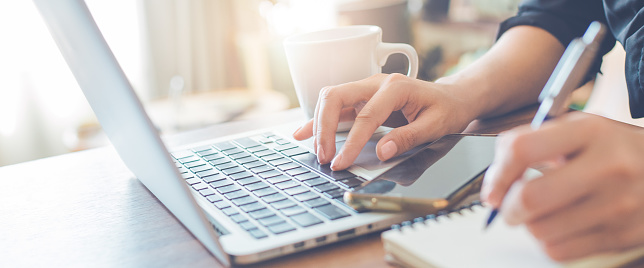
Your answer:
(376, 122), (444, 161)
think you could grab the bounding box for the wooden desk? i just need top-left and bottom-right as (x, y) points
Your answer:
(0, 107), (536, 267)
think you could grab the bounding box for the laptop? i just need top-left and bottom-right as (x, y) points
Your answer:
(33, 0), (422, 265)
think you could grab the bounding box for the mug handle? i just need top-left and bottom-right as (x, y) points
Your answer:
(376, 43), (419, 78)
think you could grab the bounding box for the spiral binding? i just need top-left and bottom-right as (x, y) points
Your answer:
(390, 200), (484, 230)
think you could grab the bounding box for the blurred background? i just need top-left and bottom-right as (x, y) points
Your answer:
(0, 0), (530, 166)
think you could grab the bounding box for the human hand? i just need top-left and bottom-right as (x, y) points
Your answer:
(481, 112), (644, 261)
(292, 73), (477, 171)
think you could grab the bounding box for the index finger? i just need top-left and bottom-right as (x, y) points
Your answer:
(314, 75), (386, 165)
(482, 113), (593, 208)
(330, 76), (411, 170)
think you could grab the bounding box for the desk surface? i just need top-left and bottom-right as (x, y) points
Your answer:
(0, 107), (537, 267)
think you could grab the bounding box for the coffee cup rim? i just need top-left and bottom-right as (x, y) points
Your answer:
(283, 25), (380, 45)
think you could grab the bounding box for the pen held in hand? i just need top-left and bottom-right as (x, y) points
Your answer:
(483, 21), (606, 230)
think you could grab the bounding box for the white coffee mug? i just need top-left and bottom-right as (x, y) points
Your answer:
(283, 25), (418, 128)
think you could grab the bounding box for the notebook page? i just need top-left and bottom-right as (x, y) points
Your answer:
(383, 205), (558, 268)
(383, 205), (644, 268)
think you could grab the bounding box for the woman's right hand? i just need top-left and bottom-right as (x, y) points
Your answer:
(292, 73), (480, 171)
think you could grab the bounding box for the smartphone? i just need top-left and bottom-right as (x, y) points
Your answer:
(344, 134), (496, 213)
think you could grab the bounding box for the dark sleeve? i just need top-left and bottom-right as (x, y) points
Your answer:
(496, 0), (616, 87)
(611, 2), (644, 118)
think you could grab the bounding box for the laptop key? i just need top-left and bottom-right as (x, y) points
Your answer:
(199, 188), (216, 196)
(303, 177), (328, 187)
(189, 165), (211, 173)
(293, 191), (319, 202)
(185, 160), (208, 169)
(261, 193), (287, 203)
(217, 184), (241, 195)
(234, 137), (262, 148)
(221, 206), (239, 216)
(230, 151), (251, 160)
(240, 202), (266, 213)
(249, 208), (275, 220)
(314, 204), (350, 220)
(229, 171), (253, 180)
(275, 180), (299, 190)
(206, 195), (223, 203)
(258, 170), (282, 179)
(239, 221), (257, 231)
(262, 154), (283, 162)
(338, 177), (364, 188)
(203, 153), (225, 161)
(223, 190), (249, 200)
(237, 176), (261, 186)
(250, 165), (273, 174)
(261, 132), (276, 138)
(270, 199), (296, 210)
(209, 158), (231, 166)
(279, 205), (307, 217)
(285, 167), (309, 177)
(243, 161), (265, 169)
(248, 145), (269, 153)
(274, 139), (290, 145)
(230, 214), (248, 223)
(282, 147), (309, 157)
(268, 158), (292, 166)
(303, 197), (330, 208)
(214, 200), (232, 209)
(252, 187), (278, 197)
(258, 215), (286, 227)
(191, 182), (209, 191)
(291, 212), (323, 227)
(222, 166), (245, 175)
(274, 144), (297, 152)
(181, 173), (194, 179)
(266, 222), (296, 234)
(213, 141), (236, 151)
(214, 162), (237, 171)
(203, 173), (226, 183)
(232, 196), (257, 207)
(245, 181), (269, 191)
(248, 229), (268, 239)
(196, 169), (218, 178)
(314, 183), (340, 193)
(186, 177), (202, 185)
(294, 172), (319, 182)
(195, 148), (217, 156)
(254, 150), (275, 158)
(284, 186), (308, 196)
(323, 188), (346, 199)
(236, 156), (258, 165)
(209, 178), (233, 189)
(266, 175), (291, 185)
(276, 162), (300, 171)
(224, 147), (245, 156)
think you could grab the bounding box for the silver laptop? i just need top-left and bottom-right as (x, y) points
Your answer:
(34, 0), (422, 265)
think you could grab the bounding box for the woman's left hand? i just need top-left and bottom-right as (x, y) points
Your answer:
(481, 112), (644, 261)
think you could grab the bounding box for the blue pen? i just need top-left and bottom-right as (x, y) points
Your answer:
(484, 21), (607, 230)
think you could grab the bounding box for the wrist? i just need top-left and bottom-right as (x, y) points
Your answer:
(434, 75), (489, 123)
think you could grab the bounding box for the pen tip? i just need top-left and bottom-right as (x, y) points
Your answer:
(483, 209), (498, 231)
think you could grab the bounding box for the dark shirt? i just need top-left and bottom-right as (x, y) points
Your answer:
(497, 0), (644, 118)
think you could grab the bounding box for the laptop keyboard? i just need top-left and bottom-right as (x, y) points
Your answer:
(171, 132), (366, 239)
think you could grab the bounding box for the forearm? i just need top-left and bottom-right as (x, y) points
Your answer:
(437, 26), (566, 120)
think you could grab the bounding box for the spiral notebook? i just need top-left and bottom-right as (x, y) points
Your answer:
(381, 202), (644, 268)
